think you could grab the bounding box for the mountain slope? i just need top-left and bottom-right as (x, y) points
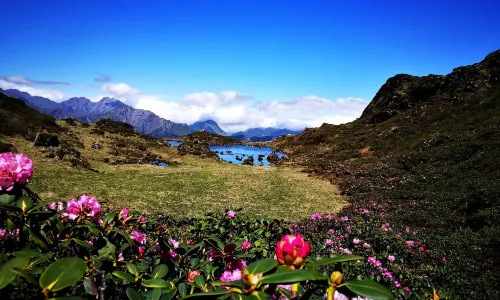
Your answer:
(275, 50), (500, 298)
(231, 127), (301, 141)
(190, 120), (226, 135)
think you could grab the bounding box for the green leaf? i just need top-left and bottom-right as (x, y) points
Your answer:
(73, 239), (93, 249)
(29, 253), (53, 267)
(84, 278), (98, 296)
(305, 255), (364, 267)
(103, 213), (116, 225)
(178, 282), (187, 297)
(0, 193), (17, 205)
(190, 258), (200, 268)
(142, 279), (169, 288)
(246, 258), (278, 275)
(160, 289), (176, 300)
(205, 236), (224, 250)
(126, 287), (145, 300)
(113, 271), (136, 283)
(112, 229), (136, 248)
(259, 269), (327, 285)
(194, 275), (206, 288)
(96, 237), (116, 260)
(152, 264), (168, 279)
(342, 280), (395, 300)
(11, 268), (37, 285)
(181, 290), (232, 299)
(0, 257), (30, 289)
(127, 263), (140, 276)
(249, 291), (270, 300)
(28, 227), (49, 250)
(39, 257), (88, 292)
(146, 288), (162, 300)
(14, 248), (44, 258)
(211, 280), (245, 289)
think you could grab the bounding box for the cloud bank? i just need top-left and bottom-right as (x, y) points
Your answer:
(0, 76), (67, 101)
(102, 83), (368, 132)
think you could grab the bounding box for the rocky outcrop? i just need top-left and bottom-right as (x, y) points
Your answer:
(242, 155), (254, 165)
(177, 142), (219, 159)
(266, 151), (280, 164)
(361, 50), (500, 123)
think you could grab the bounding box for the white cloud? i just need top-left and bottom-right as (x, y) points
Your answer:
(0, 79), (66, 101)
(133, 87), (368, 132)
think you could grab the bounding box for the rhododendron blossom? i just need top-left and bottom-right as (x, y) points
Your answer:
(0, 153), (33, 191)
(130, 230), (147, 245)
(226, 210), (236, 218)
(241, 240), (252, 251)
(276, 234), (311, 269)
(387, 255), (395, 263)
(49, 201), (64, 212)
(119, 208), (130, 220)
(62, 195), (101, 221)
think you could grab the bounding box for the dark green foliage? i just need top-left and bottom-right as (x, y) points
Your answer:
(94, 119), (136, 136)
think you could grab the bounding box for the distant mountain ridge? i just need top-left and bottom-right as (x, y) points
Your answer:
(0, 88), (303, 139)
(231, 127), (302, 142)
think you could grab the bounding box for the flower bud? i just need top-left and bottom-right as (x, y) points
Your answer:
(188, 270), (201, 283)
(330, 271), (343, 286)
(242, 268), (260, 289)
(275, 234), (311, 269)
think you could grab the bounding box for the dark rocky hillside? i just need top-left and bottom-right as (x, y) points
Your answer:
(276, 50), (500, 298)
(0, 93), (61, 151)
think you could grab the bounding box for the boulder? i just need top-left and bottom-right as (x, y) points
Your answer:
(266, 151), (280, 164)
(242, 155), (254, 165)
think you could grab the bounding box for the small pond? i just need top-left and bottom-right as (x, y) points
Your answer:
(166, 141), (183, 147)
(208, 145), (287, 167)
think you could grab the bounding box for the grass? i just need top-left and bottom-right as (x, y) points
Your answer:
(3, 122), (344, 220)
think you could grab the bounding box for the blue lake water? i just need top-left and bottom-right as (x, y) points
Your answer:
(208, 145), (287, 166)
(166, 141), (183, 147)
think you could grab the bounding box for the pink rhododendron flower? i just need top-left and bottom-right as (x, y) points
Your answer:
(405, 226), (410, 233)
(394, 281), (401, 288)
(118, 253), (124, 261)
(325, 214), (334, 219)
(62, 195), (102, 221)
(342, 248), (352, 255)
(382, 271), (393, 279)
(442, 256), (447, 262)
(241, 240), (252, 251)
(403, 287), (410, 293)
(130, 230), (147, 245)
(418, 246), (425, 252)
(327, 229), (335, 234)
(226, 210), (236, 218)
(363, 243), (371, 249)
(353, 238), (360, 244)
(86, 240), (93, 246)
(0, 153), (33, 191)
(406, 240), (415, 247)
(0, 229), (6, 240)
(276, 234), (311, 269)
(341, 216), (349, 222)
(119, 208), (130, 220)
(137, 246), (145, 257)
(325, 239), (333, 246)
(219, 269), (242, 283)
(49, 201), (64, 212)
(387, 255), (395, 263)
(139, 215), (147, 223)
(310, 213), (323, 220)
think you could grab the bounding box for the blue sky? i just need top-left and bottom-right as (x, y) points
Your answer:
(0, 0), (499, 131)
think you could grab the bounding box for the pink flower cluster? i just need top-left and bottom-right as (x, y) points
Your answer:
(368, 256), (409, 292)
(0, 153), (33, 191)
(241, 240), (252, 251)
(62, 194), (101, 221)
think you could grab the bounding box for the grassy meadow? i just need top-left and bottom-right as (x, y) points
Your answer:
(2, 121), (344, 219)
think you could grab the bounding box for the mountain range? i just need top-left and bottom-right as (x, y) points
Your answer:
(0, 88), (301, 139)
